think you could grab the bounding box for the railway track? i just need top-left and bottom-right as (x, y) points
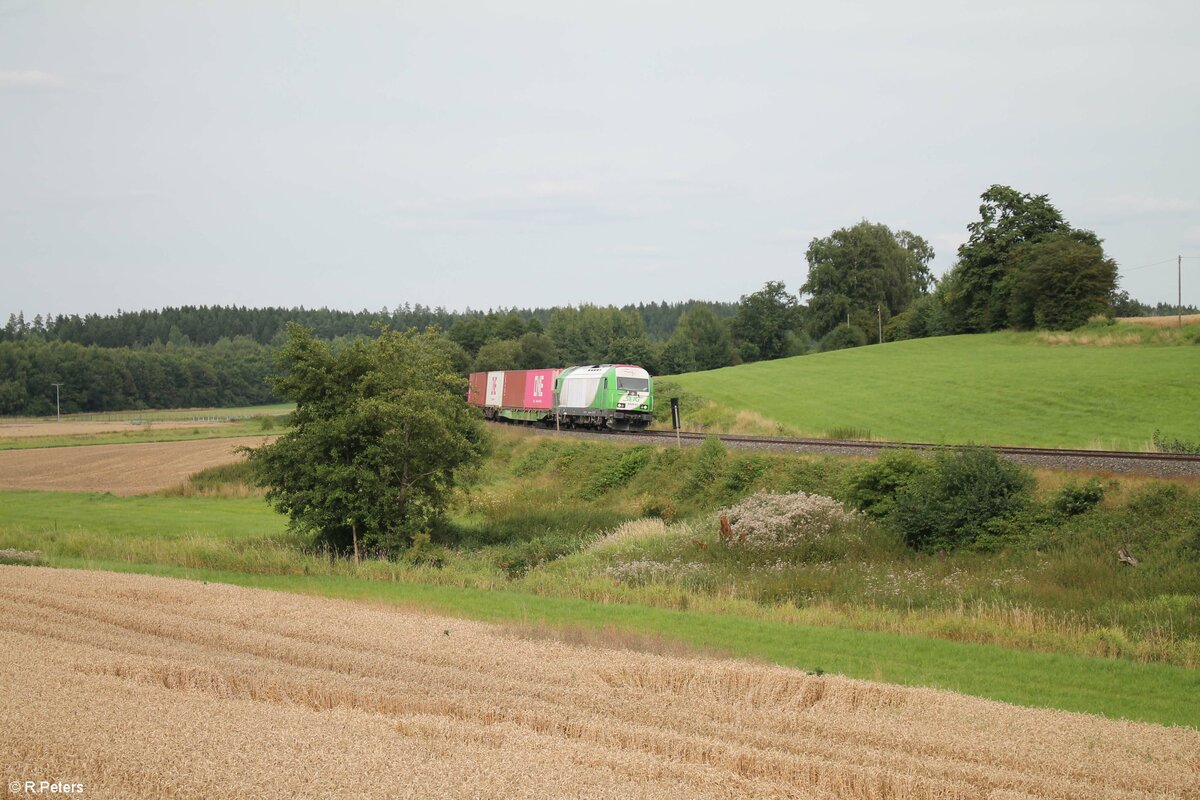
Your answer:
(511, 424), (1200, 477)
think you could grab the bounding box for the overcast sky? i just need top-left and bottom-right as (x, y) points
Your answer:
(3, 1), (1198, 321)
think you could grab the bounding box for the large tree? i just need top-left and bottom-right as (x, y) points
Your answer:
(943, 185), (1105, 332)
(801, 221), (934, 343)
(731, 281), (804, 363)
(1005, 233), (1118, 330)
(660, 306), (734, 373)
(245, 323), (485, 559)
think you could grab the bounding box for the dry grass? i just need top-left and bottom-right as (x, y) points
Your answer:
(2, 566), (1197, 800)
(1036, 331), (1146, 346)
(1119, 314), (1200, 328)
(0, 437), (272, 495)
(1031, 468), (1200, 505)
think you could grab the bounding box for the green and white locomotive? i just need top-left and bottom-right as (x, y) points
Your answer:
(555, 364), (653, 431)
(467, 364), (654, 431)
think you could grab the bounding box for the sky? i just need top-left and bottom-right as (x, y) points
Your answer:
(2, 1), (1198, 321)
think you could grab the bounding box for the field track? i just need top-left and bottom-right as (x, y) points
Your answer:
(2, 567), (1197, 799)
(0, 436), (270, 495)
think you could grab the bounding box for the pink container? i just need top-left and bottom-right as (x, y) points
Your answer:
(523, 369), (560, 409)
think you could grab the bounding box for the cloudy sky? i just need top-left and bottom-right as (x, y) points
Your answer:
(2, 1), (1198, 321)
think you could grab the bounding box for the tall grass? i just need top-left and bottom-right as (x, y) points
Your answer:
(6, 429), (1198, 669)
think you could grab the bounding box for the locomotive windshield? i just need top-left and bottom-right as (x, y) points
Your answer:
(617, 377), (649, 392)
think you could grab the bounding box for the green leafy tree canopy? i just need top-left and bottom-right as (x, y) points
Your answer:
(245, 323), (486, 558)
(731, 281), (803, 363)
(802, 220), (934, 342)
(943, 185), (1106, 332)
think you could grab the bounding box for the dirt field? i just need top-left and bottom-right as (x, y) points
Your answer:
(0, 420), (234, 439)
(2, 568), (1196, 799)
(0, 437), (269, 495)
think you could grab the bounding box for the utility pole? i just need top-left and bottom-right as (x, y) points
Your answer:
(877, 305), (883, 343)
(51, 383), (63, 422)
(1180, 255), (1184, 328)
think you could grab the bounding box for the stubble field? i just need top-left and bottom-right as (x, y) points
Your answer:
(2, 567), (1197, 800)
(0, 436), (271, 494)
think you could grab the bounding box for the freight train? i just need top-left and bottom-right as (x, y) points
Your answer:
(467, 364), (654, 431)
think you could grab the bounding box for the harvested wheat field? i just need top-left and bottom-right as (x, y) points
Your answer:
(2, 568), (1197, 800)
(1119, 314), (1200, 328)
(0, 436), (270, 495)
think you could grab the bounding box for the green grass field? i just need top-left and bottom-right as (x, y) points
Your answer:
(667, 330), (1200, 450)
(4, 421), (1200, 729)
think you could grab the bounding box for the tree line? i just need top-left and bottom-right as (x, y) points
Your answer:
(3, 184), (1186, 416)
(0, 300), (736, 349)
(0, 338), (276, 416)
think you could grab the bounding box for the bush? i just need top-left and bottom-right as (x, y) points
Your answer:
(721, 453), (770, 496)
(492, 532), (586, 577)
(651, 380), (706, 425)
(883, 310), (914, 342)
(888, 447), (1034, 551)
(582, 447), (651, 497)
(639, 497), (678, 524)
(1053, 479), (1105, 517)
(718, 491), (858, 550)
(683, 436), (727, 494)
(819, 323), (868, 352)
(843, 449), (931, 519)
(1153, 429), (1200, 455)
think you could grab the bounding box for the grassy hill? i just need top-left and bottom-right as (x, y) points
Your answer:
(666, 328), (1200, 450)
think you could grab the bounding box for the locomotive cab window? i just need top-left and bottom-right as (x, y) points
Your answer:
(617, 377), (649, 392)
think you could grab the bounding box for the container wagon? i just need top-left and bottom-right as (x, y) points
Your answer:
(467, 364), (653, 431)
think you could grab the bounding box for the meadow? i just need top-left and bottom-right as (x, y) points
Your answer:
(664, 326), (1200, 449)
(4, 428), (1199, 727)
(7, 568), (1197, 799)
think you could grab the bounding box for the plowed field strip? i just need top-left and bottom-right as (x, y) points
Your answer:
(1, 567), (1196, 799)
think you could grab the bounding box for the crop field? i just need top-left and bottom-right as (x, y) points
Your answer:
(1120, 314), (1200, 328)
(667, 331), (1200, 449)
(0, 436), (271, 494)
(3, 567), (1197, 800)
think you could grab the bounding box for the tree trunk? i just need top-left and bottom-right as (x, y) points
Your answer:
(352, 521), (360, 565)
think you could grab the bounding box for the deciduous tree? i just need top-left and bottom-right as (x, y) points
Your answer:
(245, 323), (485, 559)
(731, 281), (803, 363)
(943, 185), (1095, 332)
(1005, 233), (1118, 330)
(802, 221), (933, 342)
